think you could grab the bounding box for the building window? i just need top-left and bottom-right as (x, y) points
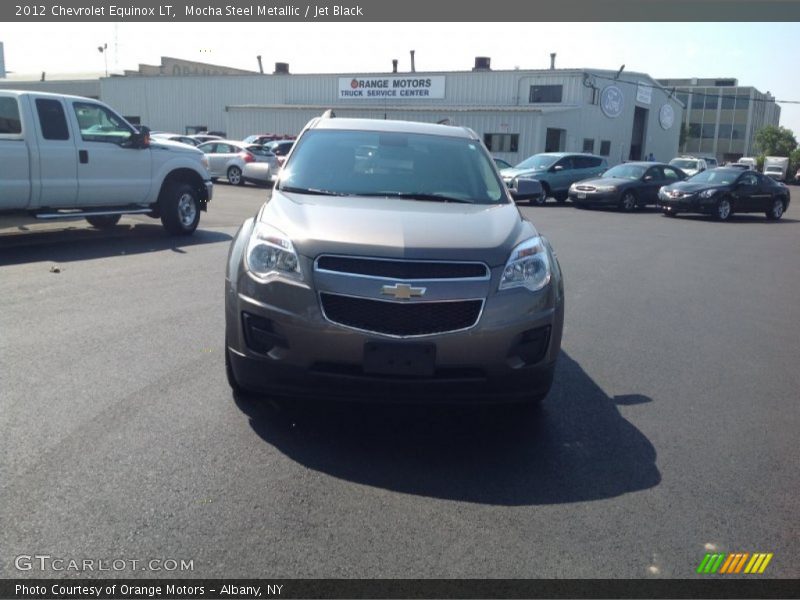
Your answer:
(731, 125), (745, 140)
(599, 140), (611, 156)
(677, 93), (689, 108)
(124, 116), (141, 125)
(582, 138), (594, 153)
(721, 94), (736, 110)
(715, 79), (736, 87)
(718, 124), (732, 139)
(735, 95), (750, 110)
(529, 85), (563, 103)
(688, 123), (701, 138)
(483, 133), (519, 153)
(691, 93), (705, 109)
(702, 124), (716, 139)
(704, 94), (718, 110)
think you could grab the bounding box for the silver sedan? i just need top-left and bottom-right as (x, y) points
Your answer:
(197, 140), (280, 186)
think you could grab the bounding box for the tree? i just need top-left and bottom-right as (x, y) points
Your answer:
(754, 125), (797, 157)
(788, 148), (800, 182)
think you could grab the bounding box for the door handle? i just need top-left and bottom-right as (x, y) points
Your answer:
(79, 150), (88, 164)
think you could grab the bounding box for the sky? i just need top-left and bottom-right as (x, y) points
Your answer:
(2, 22), (800, 134)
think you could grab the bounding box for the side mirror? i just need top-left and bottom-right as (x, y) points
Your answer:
(125, 126), (150, 149)
(551, 165), (564, 172)
(643, 175), (653, 182)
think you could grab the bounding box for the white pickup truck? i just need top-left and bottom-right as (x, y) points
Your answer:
(0, 90), (213, 235)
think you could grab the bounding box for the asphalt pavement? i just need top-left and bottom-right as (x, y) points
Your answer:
(1, 183), (798, 578)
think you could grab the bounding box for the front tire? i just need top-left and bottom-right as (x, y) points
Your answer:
(765, 198), (786, 220)
(713, 197), (733, 221)
(619, 191), (637, 212)
(227, 166), (244, 186)
(85, 214), (121, 229)
(531, 193), (547, 206)
(160, 182), (201, 236)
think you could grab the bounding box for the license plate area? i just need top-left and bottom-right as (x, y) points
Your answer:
(577, 192), (587, 199)
(363, 342), (436, 377)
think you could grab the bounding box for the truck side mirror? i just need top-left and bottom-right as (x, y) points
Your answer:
(124, 126), (150, 149)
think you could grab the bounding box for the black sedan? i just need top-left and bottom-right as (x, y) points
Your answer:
(568, 162), (687, 211)
(659, 168), (790, 221)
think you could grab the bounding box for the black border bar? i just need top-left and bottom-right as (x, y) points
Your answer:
(2, 579), (800, 599)
(5, 0), (800, 21)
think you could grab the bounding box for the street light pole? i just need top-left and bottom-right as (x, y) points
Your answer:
(97, 43), (108, 77)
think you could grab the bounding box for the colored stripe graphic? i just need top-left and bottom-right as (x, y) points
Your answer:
(702, 552), (774, 575)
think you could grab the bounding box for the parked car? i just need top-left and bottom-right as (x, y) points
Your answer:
(659, 167), (790, 221)
(500, 153), (607, 203)
(493, 157), (513, 170)
(189, 134), (223, 144)
(669, 156), (709, 177)
(736, 157), (758, 170)
(225, 116), (564, 404)
(197, 140), (280, 186)
(264, 139), (295, 165)
(569, 162), (687, 211)
(243, 134), (296, 146)
(241, 161), (277, 187)
(151, 133), (202, 147)
(0, 90), (212, 235)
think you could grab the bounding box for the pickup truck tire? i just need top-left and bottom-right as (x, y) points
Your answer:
(160, 183), (201, 235)
(86, 215), (121, 229)
(227, 166), (244, 186)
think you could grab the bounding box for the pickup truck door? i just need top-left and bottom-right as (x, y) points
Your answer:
(0, 94), (31, 209)
(31, 96), (79, 208)
(68, 100), (151, 206)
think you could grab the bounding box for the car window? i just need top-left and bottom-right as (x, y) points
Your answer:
(0, 96), (22, 135)
(73, 102), (133, 144)
(35, 98), (70, 141)
(738, 173), (758, 186)
(280, 129), (505, 204)
(662, 167), (681, 181)
(555, 157), (574, 170)
(604, 164), (646, 180)
(644, 167), (661, 180)
(515, 154), (557, 170)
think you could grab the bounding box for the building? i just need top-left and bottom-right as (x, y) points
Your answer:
(1, 55), (683, 165)
(657, 77), (781, 162)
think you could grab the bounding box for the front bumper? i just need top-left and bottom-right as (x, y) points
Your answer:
(226, 268), (564, 403)
(204, 180), (214, 202)
(658, 193), (714, 214)
(568, 190), (620, 206)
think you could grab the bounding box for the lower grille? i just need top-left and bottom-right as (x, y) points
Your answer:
(320, 293), (483, 336)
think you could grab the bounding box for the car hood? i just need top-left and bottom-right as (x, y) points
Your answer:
(149, 139), (203, 156)
(664, 181), (727, 193)
(501, 167), (547, 179)
(260, 190), (533, 266)
(574, 177), (633, 187)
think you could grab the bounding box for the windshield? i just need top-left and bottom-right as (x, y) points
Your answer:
(514, 154), (558, 170)
(765, 167), (781, 172)
(603, 165), (646, 180)
(670, 159), (699, 170)
(278, 129), (505, 204)
(687, 170), (737, 185)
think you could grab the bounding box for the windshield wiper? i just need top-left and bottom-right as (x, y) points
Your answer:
(278, 186), (346, 196)
(359, 192), (473, 204)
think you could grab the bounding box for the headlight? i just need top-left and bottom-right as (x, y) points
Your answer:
(200, 156), (209, 170)
(699, 189), (718, 198)
(569, 183), (578, 192)
(245, 222), (301, 280)
(595, 185), (617, 192)
(498, 236), (551, 292)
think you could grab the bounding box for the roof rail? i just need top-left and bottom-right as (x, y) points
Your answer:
(320, 109), (336, 119)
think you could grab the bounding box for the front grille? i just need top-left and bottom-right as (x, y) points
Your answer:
(316, 256), (488, 280)
(320, 293), (483, 336)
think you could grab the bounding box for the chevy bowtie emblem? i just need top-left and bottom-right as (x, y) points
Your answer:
(381, 283), (426, 300)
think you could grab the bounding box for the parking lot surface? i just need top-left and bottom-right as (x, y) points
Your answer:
(1, 184), (798, 578)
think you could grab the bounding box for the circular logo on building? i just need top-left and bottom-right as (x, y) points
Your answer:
(659, 104), (675, 130)
(350, 79), (359, 89)
(600, 85), (624, 119)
